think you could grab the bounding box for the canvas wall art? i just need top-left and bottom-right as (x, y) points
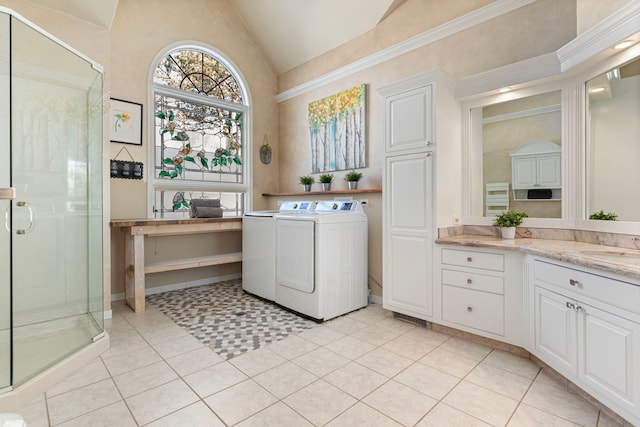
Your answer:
(308, 84), (366, 172)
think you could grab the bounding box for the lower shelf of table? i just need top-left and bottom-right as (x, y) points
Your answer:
(125, 252), (243, 275)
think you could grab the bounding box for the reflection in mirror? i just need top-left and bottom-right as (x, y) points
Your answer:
(586, 57), (640, 222)
(469, 91), (562, 219)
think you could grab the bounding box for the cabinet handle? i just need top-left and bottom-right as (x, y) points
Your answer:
(426, 152), (432, 157)
(466, 278), (472, 284)
(569, 279), (579, 286)
(566, 301), (576, 310)
(466, 257), (472, 262)
(467, 306), (473, 312)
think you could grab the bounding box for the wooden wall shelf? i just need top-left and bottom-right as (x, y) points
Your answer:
(262, 188), (382, 197)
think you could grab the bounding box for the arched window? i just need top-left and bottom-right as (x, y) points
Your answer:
(149, 45), (250, 218)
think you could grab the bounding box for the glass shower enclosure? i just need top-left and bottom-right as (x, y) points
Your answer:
(0, 9), (104, 391)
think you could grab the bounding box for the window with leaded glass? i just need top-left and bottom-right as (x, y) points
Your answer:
(150, 47), (249, 218)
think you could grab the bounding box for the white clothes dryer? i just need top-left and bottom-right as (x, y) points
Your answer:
(274, 200), (368, 321)
(242, 201), (315, 301)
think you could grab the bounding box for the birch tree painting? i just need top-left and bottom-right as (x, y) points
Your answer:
(308, 84), (366, 172)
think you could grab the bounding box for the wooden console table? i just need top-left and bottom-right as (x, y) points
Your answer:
(111, 217), (242, 312)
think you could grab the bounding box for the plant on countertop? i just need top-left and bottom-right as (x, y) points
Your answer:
(319, 173), (334, 183)
(344, 169), (363, 182)
(589, 210), (618, 221)
(493, 210), (528, 227)
(299, 175), (315, 185)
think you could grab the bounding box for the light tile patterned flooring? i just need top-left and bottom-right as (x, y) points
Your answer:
(15, 300), (623, 426)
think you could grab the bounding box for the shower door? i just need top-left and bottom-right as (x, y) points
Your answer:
(7, 16), (104, 386)
(0, 11), (10, 390)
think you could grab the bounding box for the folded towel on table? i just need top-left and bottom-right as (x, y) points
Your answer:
(190, 206), (223, 218)
(190, 198), (221, 208)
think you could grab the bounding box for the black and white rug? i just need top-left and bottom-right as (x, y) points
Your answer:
(146, 279), (315, 360)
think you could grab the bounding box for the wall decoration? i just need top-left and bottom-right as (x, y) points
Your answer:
(110, 98), (143, 145)
(260, 134), (272, 164)
(308, 84), (366, 173)
(110, 146), (143, 180)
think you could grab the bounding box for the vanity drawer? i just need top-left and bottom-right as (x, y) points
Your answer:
(533, 260), (640, 315)
(441, 248), (504, 272)
(441, 269), (504, 294)
(442, 285), (504, 336)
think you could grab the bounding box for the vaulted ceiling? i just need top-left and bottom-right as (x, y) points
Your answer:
(23, 0), (406, 74)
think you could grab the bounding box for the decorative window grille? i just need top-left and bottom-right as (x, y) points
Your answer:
(150, 47), (249, 218)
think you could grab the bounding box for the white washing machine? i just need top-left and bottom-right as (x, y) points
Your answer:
(242, 201), (315, 300)
(274, 200), (368, 321)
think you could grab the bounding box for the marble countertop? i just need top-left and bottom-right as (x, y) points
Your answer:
(436, 235), (640, 281)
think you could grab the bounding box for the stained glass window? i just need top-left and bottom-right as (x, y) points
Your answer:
(151, 47), (249, 218)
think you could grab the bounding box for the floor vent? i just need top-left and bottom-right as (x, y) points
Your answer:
(393, 312), (427, 327)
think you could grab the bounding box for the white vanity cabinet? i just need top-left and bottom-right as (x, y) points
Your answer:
(529, 257), (640, 425)
(436, 246), (524, 345)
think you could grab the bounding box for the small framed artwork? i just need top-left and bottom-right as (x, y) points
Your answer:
(110, 98), (143, 145)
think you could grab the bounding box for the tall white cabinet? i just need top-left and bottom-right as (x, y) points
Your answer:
(380, 70), (459, 320)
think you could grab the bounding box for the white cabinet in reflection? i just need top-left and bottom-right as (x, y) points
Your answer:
(510, 140), (561, 200)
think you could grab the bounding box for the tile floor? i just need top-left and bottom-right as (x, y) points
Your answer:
(15, 301), (623, 426)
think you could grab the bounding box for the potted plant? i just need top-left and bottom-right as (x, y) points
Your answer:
(299, 175), (314, 192)
(589, 210), (618, 221)
(319, 173), (333, 191)
(345, 169), (363, 190)
(492, 210), (528, 239)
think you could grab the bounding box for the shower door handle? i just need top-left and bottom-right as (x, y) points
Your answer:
(14, 201), (35, 235)
(0, 187), (16, 200)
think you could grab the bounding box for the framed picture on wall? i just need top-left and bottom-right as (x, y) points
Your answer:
(110, 98), (143, 145)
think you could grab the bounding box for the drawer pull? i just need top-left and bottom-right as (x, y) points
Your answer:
(566, 301), (575, 310)
(466, 278), (472, 284)
(569, 279), (579, 287)
(466, 257), (473, 262)
(467, 306), (473, 312)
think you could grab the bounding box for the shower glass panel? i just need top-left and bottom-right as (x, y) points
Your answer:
(4, 13), (104, 387)
(0, 11), (10, 390)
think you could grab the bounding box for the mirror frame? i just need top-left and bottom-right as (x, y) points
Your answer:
(576, 41), (640, 235)
(461, 79), (576, 229)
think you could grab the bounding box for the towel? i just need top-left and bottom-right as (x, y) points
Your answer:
(190, 206), (224, 218)
(190, 198), (221, 208)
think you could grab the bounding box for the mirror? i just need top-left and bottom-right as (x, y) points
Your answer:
(469, 91), (562, 219)
(586, 56), (640, 222)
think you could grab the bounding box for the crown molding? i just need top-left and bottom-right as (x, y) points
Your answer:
(557, 0), (640, 72)
(275, 0), (536, 103)
(455, 53), (561, 99)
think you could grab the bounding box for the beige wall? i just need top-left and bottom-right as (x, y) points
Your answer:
(275, 0), (576, 297)
(108, 0), (279, 300)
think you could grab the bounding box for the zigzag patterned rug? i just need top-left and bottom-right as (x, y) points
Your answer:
(146, 279), (315, 360)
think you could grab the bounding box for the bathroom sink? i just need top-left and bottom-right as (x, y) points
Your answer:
(579, 250), (640, 259)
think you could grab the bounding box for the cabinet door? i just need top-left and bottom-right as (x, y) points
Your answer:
(534, 286), (577, 377)
(385, 85), (433, 153)
(578, 303), (640, 413)
(537, 155), (561, 187)
(383, 152), (433, 318)
(512, 157), (537, 189)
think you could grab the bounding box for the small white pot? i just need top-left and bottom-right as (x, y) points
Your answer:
(302, 184), (311, 192)
(348, 181), (358, 190)
(321, 182), (331, 191)
(500, 226), (516, 239)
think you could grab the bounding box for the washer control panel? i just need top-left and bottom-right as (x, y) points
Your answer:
(316, 201), (359, 212)
(279, 201), (316, 212)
